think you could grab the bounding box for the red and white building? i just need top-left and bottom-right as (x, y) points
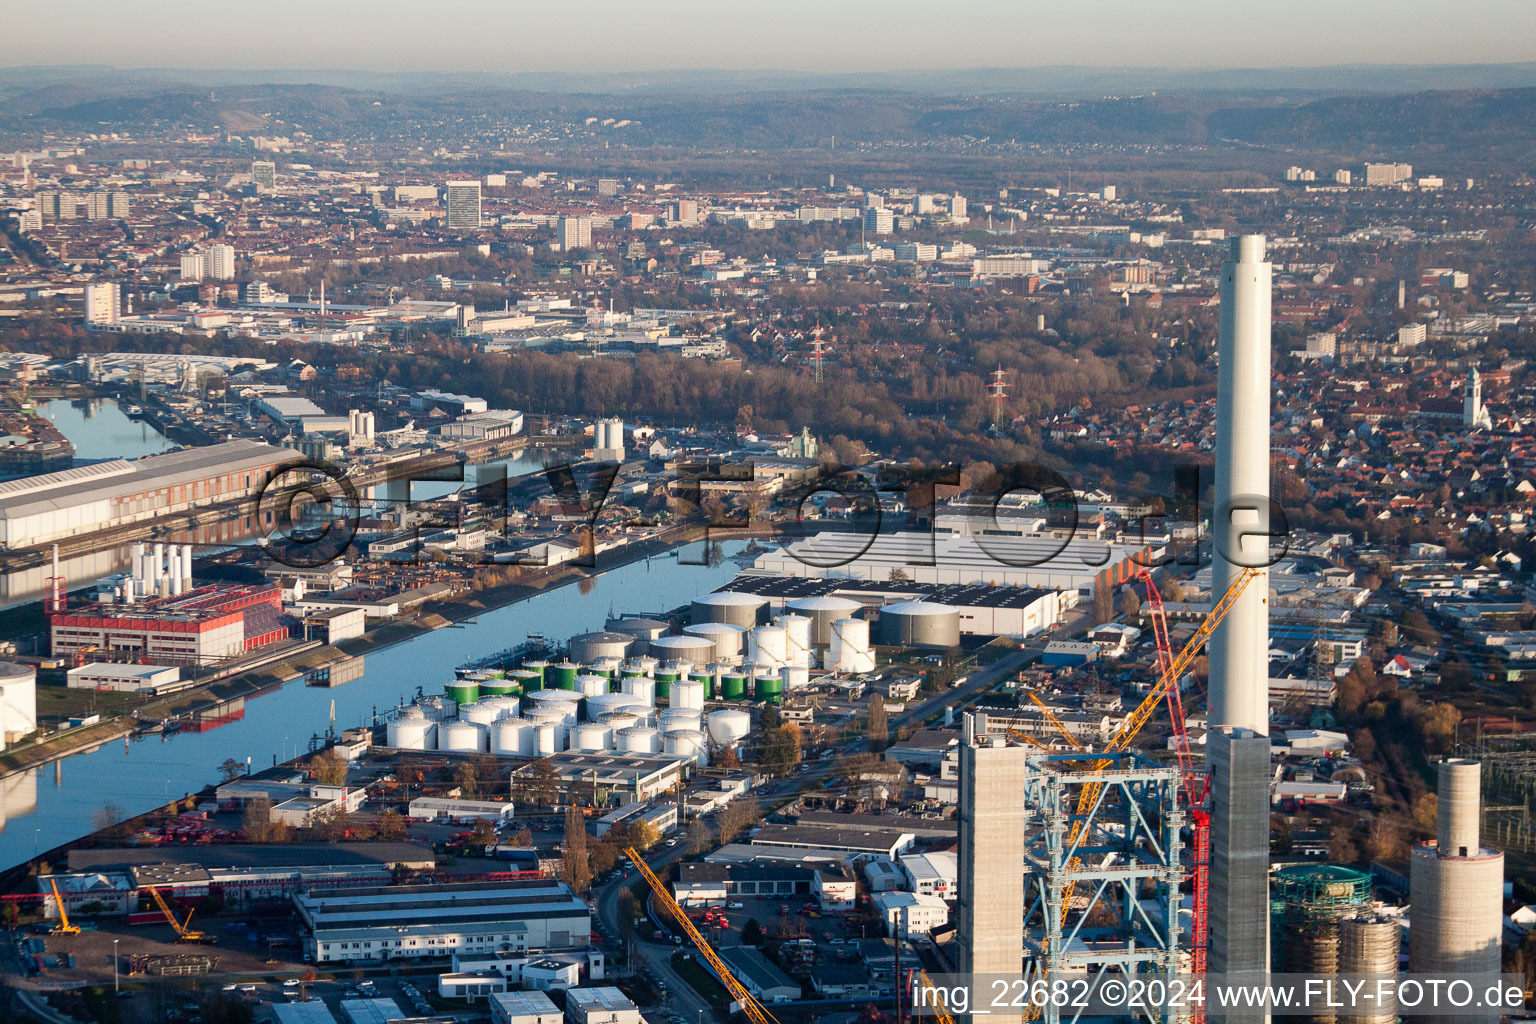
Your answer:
(50, 583), (291, 665)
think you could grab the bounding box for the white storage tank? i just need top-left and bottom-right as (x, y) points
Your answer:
(649, 634), (715, 665)
(490, 718), (534, 757)
(598, 710), (642, 732)
(387, 709), (435, 751)
(477, 695), (521, 720)
(670, 679), (706, 711)
(460, 701), (502, 727)
(829, 618), (876, 673)
(683, 622), (747, 664)
(416, 696), (456, 721)
(587, 692), (638, 719)
(707, 708), (752, 746)
(747, 625), (789, 670)
(775, 614), (814, 668)
(692, 591), (767, 628)
(0, 661), (38, 742)
(533, 722), (557, 757)
(781, 665), (811, 690)
(571, 722), (612, 752)
(618, 725), (661, 755)
(437, 720), (485, 753)
(609, 616), (669, 642)
(576, 674), (609, 698)
(659, 708), (703, 733)
(786, 596), (864, 646)
(621, 677), (656, 706)
(876, 600), (961, 648)
(526, 707), (569, 748)
(664, 728), (709, 766)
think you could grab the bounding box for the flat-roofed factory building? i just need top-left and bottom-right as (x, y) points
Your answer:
(294, 878), (590, 963)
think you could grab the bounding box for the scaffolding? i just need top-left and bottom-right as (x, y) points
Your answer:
(1269, 865), (1374, 1024)
(1022, 749), (1183, 1024)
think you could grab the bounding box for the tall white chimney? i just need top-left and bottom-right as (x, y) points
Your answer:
(152, 543), (166, 587)
(179, 544), (193, 589)
(1208, 234), (1272, 736)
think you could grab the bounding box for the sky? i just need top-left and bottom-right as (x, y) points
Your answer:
(2, 0), (1534, 74)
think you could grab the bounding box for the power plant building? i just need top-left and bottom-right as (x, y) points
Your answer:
(50, 583), (292, 665)
(955, 716), (1028, 976)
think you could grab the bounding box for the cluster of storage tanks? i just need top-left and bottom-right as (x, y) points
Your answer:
(385, 590), (958, 763)
(386, 658), (753, 765)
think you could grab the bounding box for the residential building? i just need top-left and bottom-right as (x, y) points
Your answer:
(446, 180), (483, 229)
(557, 215), (593, 252)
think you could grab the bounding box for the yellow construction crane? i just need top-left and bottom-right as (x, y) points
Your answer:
(624, 847), (781, 1024)
(146, 886), (208, 943)
(1022, 567), (1263, 1022)
(48, 877), (80, 936)
(916, 968), (956, 1024)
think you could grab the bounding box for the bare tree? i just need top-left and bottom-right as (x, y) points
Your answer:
(867, 694), (889, 750)
(561, 805), (593, 892)
(716, 796), (761, 844)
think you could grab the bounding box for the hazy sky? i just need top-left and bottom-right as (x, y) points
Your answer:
(4, 0), (1534, 73)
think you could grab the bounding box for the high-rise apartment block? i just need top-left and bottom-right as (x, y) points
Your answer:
(252, 160), (277, 190)
(1364, 161), (1413, 186)
(557, 215), (593, 252)
(180, 244), (236, 282)
(445, 180), (482, 229)
(83, 282), (119, 326)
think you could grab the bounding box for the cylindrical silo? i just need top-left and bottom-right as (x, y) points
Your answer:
(589, 656), (622, 679)
(829, 618), (876, 673)
(755, 674), (784, 704)
(490, 718), (533, 757)
(706, 709), (752, 746)
(692, 591), (767, 628)
(1271, 863), (1373, 1021)
(720, 671), (747, 701)
(786, 596), (864, 646)
(576, 674), (609, 698)
(747, 625), (789, 671)
(480, 695), (521, 720)
(387, 709), (434, 750)
(621, 677), (656, 706)
(521, 660), (550, 685)
(652, 666), (680, 700)
(478, 677), (518, 697)
(649, 634), (715, 667)
(781, 665), (810, 691)
(507, 668), (542, 693)
(568, 631), (635, 664)
(671, 679), (705, 711)
(664, 729), (708, 767)
(437, 720), (484, 753)
(545, 661), (581, 689)
(609, 616), (669, 643)
(460, 701), (502, 727)
(587, 693), (638, 719)
(776, 614), (813, 668)
(416, 695), (455, 721)
(659, 708), (703, 733)
(683, 622), (747, 665)
(533, 722), (557, 757)
(571, 722), (612, 752)
(617, 725), (661, 755)
(600, 710), (642, 732)
(876, 601), (960, 648)
(444, 680), (479, 706)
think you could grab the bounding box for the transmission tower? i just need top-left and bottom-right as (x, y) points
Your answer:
(810, 324), (827, 384)
(987, 365), (1010, 428)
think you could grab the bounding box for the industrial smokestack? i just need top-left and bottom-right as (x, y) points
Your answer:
(152, 542), (166, 586)
(1206, 235), (1274, 1023)
(180, 544), (193, 590)
(1209, 234), (1272, 736)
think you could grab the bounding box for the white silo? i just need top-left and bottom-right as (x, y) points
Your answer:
(683, 622), (747, 664)
(706, 708), (752, 746)
(671, 679), (705, 711)
(781, 665), (810, 690)
(618, 725), (661, 754)
(460, 702), (502, 727)
(576, 674), (609, 698)
(621, 677), (656, 706)
(387, 709), (435, 751)
(491, 718), (533, 756)
(664, 729), (709, 766)
(599, 710), (641, 731)
(660, 708), (703, 733)
(786, 595), (864, 646)
(527, 707), (569, 750)
(571, 722), (612, 752)
(415, 695), (456, 721)
(649, 634), (715, 666)
(437, 720), (484, 753)
(747, 625), (789, 671)
(587, 692), (637, 719)
(533, 722), (557, 757)
(776, 614), (813, 668)
(829, 618), (875, 673)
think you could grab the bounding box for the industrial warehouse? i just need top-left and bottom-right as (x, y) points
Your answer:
(0, 439), (300, 548)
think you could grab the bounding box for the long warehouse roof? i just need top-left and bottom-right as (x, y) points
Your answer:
(0, 439), (301, 521)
